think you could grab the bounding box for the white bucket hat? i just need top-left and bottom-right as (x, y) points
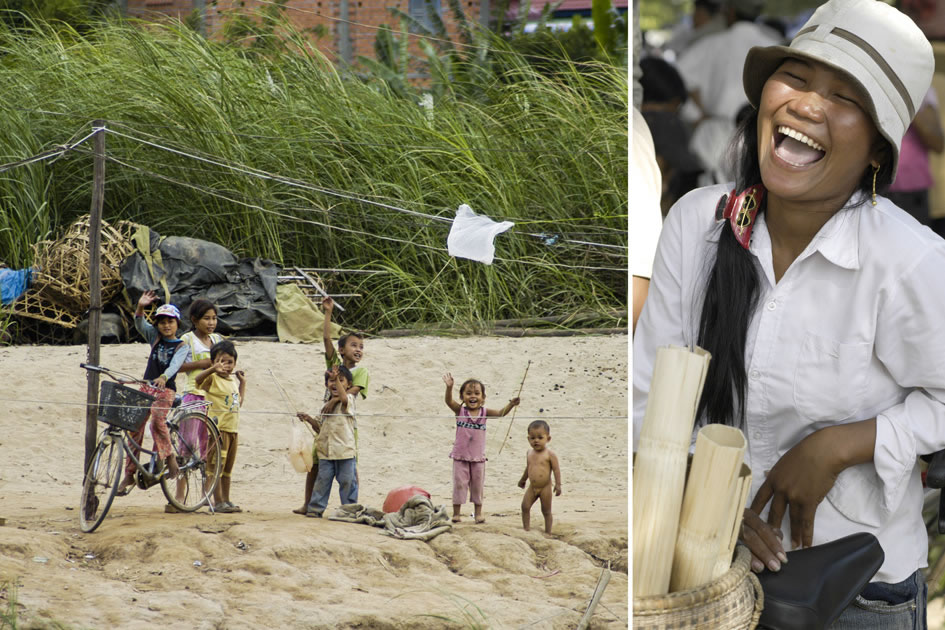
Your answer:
(742, 0), (933, 173)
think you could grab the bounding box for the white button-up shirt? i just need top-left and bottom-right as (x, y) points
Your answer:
(633, 184), (945, 583)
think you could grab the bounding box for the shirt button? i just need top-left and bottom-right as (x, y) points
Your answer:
(766, 301), (777, 311)
(750, 370), (761, 380)
(753, 431), (763, 440)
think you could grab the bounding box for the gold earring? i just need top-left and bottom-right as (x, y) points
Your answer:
(871, 164), (879, 206)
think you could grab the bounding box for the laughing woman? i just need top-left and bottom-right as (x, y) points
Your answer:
(633, 0), (945, 626)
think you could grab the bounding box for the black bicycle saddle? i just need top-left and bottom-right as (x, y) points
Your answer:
(756, 532), (884, 630)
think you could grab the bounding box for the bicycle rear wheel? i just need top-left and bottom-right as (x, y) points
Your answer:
(162, 413), (222, 512)
(79, 434), (124, 533)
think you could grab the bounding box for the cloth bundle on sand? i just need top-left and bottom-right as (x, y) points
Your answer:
(275, 283), (341, 344)
(328, 495), (453, 541)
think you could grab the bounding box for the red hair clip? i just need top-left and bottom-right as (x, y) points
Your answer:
(715, 184), (765, 249)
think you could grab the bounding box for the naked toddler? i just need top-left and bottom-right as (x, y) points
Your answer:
(518, 420), (562, 534)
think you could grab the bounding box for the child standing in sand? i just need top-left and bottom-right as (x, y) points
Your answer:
(305, 365), (359, 518)
(176, 299), (224, 404)
(294, 297), (369, 515)
(196, 340), (247, 514)
(169, 299), (224, 512)
(518, 420), (561, 534)
(117, 290), (186, 498)
(443, 372), (520, 524)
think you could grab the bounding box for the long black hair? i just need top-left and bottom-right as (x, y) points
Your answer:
(695, 107), (894, 427)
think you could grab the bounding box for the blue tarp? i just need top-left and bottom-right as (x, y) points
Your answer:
(0, 268), (31, 305)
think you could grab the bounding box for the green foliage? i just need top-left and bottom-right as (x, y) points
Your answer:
(216, 0), (326, 59)
(0, 581), (18, 629)
(506, 18), (598, 75)
(0, 0), (116, 32)
(410, 590), (492, 629)
(0, 17), (626, 331)
(639, 0), (827, 30)
(591, 0), (628, 62)
(0, 313), (15, 345)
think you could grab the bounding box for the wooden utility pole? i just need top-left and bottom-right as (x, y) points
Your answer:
(84, 120), (106, 472)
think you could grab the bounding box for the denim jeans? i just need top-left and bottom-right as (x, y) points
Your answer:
(307, 458), (358, 515)
(829, 570), (927, 630)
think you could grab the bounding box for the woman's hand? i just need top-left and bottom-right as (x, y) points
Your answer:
(749, 427), (845, 550)
(740, 508), (787, 572)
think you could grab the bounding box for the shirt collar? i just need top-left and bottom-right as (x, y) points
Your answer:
(749, 197), (862, 271)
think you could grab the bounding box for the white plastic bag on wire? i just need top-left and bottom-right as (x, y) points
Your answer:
(446, 204), (515, 265)
(287, 422), (315, 473)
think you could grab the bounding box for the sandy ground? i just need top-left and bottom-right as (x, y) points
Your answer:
(0, 334), (628, 629)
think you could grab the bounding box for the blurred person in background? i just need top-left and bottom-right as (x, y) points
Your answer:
(886, 88), (944, 226)
(631, 107), (664, 334)
(665, 0), (727, 59)
(677, 0), (783, 184)
(640, 56), (704, 215)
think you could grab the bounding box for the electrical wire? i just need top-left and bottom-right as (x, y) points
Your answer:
(0, 396), (628, 421)
(100, 126), (627, 254)
(0, 126), (99, 174)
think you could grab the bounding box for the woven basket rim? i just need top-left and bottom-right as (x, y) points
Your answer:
(633, 545), (752, 614)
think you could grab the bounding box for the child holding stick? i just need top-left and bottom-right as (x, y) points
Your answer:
(443, 372), (520, 523)
(518, 420), (562, 534)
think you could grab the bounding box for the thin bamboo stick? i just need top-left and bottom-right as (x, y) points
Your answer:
(670, 424), (747, 591)
(632, 345), (712, 597)
(576, 565), (611, 630)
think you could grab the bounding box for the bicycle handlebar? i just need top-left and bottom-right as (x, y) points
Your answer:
(80, 363), (150, 386)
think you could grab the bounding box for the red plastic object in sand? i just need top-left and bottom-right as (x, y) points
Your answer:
(383, 485), (430, 513)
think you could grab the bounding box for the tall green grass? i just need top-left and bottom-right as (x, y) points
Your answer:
(0, 17), (627, 330)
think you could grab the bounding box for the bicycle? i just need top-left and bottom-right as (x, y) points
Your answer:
(79, 363), (223, 533)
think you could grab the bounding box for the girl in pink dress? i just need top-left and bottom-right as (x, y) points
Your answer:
(442, 372), (520, 523)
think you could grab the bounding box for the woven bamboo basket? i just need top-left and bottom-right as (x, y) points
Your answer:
(30, 216), (137, 312)
(633, 545), (763, 630)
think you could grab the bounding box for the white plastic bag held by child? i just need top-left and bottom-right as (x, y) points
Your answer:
(287, 422), (314, 473)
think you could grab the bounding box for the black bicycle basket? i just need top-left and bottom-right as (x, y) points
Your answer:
(98, 381), (155, 431)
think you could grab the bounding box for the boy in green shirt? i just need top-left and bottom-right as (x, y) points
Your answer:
(292, 297), (368, 515)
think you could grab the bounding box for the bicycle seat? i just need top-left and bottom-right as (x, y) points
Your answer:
(756, 532), (884, 630)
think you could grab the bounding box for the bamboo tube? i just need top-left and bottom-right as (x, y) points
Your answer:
(713, 463), (753, 579)
(670, 425), (747, 591)
(632, 345), (712, 597)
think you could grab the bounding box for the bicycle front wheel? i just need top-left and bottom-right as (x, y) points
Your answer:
(162, 413), (221, 512)
(79, 434), (124, 533)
